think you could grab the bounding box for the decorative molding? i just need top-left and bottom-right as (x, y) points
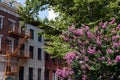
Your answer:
(0, 7), (19, 17)
(0, 15), (4, 18)
(8, 18), (16, 23)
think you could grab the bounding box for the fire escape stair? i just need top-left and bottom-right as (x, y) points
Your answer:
(11, 35), (29, 56)
(5, 58), (28, 75)
(4, 35), (30, 76)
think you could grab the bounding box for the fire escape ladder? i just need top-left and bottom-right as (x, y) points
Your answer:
(4, 45), (12, 75)
(12, 35), (29, 56)
(14, 58), (28, 72)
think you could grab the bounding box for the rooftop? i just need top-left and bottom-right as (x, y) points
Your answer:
(0, 0), (22, 9)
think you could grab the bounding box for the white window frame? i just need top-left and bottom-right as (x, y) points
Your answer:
(52, 72), (58, 80)
(0, 15), (4, 29)
(8, 18), (16, 31)
(7, 37), (14, 53)
(0, 35), (3, 50)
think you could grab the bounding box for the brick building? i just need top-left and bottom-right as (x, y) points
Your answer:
(0, 0), (44, 80)
(0, 0), (21, 79)
(45, 52), (64, 80)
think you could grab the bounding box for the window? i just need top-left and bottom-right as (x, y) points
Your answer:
(29, 46), (33, 58)
(52, 58), (56, 63)
(7, 38), (14, 53)
(9, 1), (14, 7)
(19, 67), (24, 80)
(0, 16), (4, 29)
(38, 68), (41, 80)
(9, 19), (16, 31)
(20, 44), (25, 56)
(29, 67), (33, 80)
(6, 65), (11, 72)
(38, 48), (42, 60)
(38, 35), (42, 42)
(45, 53), (50, 61)
(30, 29), (34, 39)
(45, 69), (49, 80)
(0, 35), (3, 50)
(58, 58), (62, 65)
(9, 20), (15, 31)
(52, 71), (58, 80)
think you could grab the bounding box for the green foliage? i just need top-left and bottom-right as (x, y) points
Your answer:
(61, 19), (120, 79)
(18, 0), (48, 26)
(49, 0), (120, 27)
(18, 0), (120, 57)
(43, 0), (120, 57)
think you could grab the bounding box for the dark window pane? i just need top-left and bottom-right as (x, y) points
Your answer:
(19, 67), (24, 80)
(45, 69), (49, 80)
(9, 21), (15, 31)
(6, 65), (11, 72)
(38, 68), (41, 80)
(29, 67), (33, 80)
(29, 46), (33, 58)
(38, 35), (42, 42)
(52, 58), (56, 63)
(45, 53), (50, 61)
(30, 29), (34, 39)
(20, 44), (25, 57)
(0, 18), (2, 29)
(38, 48), (41, 60)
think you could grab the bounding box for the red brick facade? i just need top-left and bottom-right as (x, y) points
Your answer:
(45, 52), (64, 80)
(0, 9), (19, 54)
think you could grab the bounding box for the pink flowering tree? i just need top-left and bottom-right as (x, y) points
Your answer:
(56, 19), (120, 80)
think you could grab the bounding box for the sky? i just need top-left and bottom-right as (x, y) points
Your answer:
(16, 0), (57, 20)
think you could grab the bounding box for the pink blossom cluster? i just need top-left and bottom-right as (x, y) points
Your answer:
(56, 67), (73, 80)
(115, 55), (120, 62)
(68, 25), (84, 36)
(87, 46), (96, 54)
(64, 52), (77, 65)
(61, 18), (120, 79)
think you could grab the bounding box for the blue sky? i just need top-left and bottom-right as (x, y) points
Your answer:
(17, 0), (49, 19)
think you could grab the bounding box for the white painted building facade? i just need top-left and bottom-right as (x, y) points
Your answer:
(18, 24), (44, 80)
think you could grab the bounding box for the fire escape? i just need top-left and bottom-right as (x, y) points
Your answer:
(4, 26), (30, 77)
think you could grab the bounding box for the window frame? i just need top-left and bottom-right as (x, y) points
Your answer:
(30, 29), (34, 39)
(38, 68), (41, 80)
(0, 15), (4, 29)
(8, 19), (16, 31)
(45, 53), (50, 61)
(38, 35), (42, 42)
(6, 37), (14, 53)
(45, 69), (49, 80)
(52, 71), (57, 80)
(0, 35), (3, 50)
(19, 67), (24, 80)
(29, 67), (33, 80)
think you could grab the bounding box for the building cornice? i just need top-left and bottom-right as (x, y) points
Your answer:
(0, 2), (19, 17)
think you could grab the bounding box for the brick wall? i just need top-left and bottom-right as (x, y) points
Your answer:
(0, 9), (19, 54)
(45, 53), (64, 80)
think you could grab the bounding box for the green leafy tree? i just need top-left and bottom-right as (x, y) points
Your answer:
(18, 0), (48, 26)
(44, 0), (120, 57)
(49, 0), (120, 26)
(17, 0), (69, 57)
(56, 19), (120, 80)
(18, 0), (120, 57)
